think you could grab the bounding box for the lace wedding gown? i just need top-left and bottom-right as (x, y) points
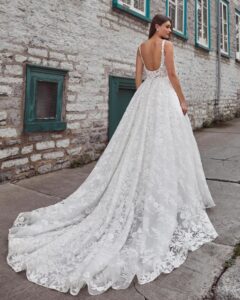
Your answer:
(7, 39), (218, 296)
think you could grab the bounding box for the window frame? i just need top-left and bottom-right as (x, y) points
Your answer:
(219, 0), (230, 57)
(166, 0), (188, 40)
(236, 9), (240, 62)
(195, 0), (211, 51)
(112, 0), (151, 22)
(24, 64), (67, 133)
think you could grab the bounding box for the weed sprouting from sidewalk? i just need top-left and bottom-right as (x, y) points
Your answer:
(224, 242), (240, 268)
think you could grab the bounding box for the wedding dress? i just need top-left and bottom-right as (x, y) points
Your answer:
(6, 39), (218, 296)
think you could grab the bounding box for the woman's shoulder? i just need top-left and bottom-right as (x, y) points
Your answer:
(139, 39), (148, 48)
(164, 39), (173, 48)
(164, 40), (174, 55)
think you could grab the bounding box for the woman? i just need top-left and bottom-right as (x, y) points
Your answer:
(136, 15), (188, 115)
(7, 14), (218, 296)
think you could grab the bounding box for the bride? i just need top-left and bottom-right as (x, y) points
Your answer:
(6, 14), (218, 296)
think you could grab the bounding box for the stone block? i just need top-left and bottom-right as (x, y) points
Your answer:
(43, 151), (64, 160)
(56, 139), (70, 148)
(0, 111), (7, 121)
(0, 147), (19, 159)
(1, 157), (28, 169)
(0, 85), (12, 96)
(5, 65), (22, 76)
(37, 163), (52, 174)
(28, 48), (48, 57)
(0, 128), (17, 137)
(30, 154), (42, 162)
(36, 141), (55, 150)
(21, 145), (33, 154)
(67, 146), (82, 156)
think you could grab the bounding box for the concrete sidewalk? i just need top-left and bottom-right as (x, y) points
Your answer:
(1, 118), (240, 300)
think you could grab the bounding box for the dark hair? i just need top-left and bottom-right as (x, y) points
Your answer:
(148, 14), (172, 39)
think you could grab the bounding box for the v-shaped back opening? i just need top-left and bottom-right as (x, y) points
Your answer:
(139, 39), (165, 72)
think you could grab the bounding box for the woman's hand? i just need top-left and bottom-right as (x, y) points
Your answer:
(180, 101), (188, 115)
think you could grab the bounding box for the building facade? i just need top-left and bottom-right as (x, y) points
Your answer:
(0, 0), (240, 182)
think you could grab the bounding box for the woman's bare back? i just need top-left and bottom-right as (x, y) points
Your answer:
(137, 38), (188, 114)
(139, 39), (165, 71)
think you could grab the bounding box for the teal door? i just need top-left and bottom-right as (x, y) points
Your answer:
(108, 76), (136, 140)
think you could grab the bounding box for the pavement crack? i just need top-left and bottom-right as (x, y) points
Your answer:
(200, 130), (240, 134)
(206, 178), (240, 184)
(209, 157), (228, 161)
(205, 243), (239, 300)
(133, 282), (149, 300)
(209, 155), (240, 162)
(11, 183), (62, 200)
(206, 263), (230, 300)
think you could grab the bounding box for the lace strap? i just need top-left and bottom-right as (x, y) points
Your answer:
(138, 45), (145, 66)
(161, 39), (165, 66)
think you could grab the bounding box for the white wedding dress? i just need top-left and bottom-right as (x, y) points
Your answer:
(7, 39), (218, 296)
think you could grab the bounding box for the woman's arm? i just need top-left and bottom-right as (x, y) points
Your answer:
(165, 41), (188, 114)
(135, 47), (144, 89)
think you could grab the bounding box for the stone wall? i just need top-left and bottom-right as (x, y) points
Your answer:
(0, 0), (240, 183)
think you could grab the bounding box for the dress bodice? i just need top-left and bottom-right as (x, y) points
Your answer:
(139, 39), (168, 79)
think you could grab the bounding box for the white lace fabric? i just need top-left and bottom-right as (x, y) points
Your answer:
(7, 39), (218, 296)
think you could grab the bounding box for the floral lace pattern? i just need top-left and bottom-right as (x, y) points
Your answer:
(7, 40), (218, 296)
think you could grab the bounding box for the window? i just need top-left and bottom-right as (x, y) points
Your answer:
(112, 0), (151, 22)
(195, 0), (211, 50)
(24, 64), (67, 132)
(219, 0), (230, 56)
(236, 10), (240, 61)
(166, 0), (188, 39)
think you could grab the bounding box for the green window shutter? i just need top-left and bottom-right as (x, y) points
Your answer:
(108, 76), (136, 140)
(112, 0), (151, 23)
(24, 64), (68, 132)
